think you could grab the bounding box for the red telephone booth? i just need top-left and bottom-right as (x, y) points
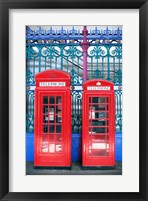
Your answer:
(82, 80), (115, 168)
(34, 70), (71, 167)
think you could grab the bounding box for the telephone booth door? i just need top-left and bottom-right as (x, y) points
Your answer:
(82, 80), (115, 167)
(34, 70), (71, 167)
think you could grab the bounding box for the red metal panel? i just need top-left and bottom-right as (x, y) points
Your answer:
(34, 70), (71, 167)
(82, 79), (115, 167)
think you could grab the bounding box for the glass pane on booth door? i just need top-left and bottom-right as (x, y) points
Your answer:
(41, 95), (62, 154)
(88, 96), (110, 156)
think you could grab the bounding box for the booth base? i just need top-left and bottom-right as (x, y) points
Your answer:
(81, 166), (115, 170)
(34, 166), (71, 170)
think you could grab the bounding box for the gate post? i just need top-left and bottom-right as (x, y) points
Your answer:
(81, 26), (89, 82)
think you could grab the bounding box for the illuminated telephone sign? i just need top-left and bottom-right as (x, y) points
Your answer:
(82, 80), (115, 168)
(34, 70), (71, 167)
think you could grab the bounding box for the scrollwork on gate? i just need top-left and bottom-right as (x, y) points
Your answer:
(71, 91), (82, 133)
(115, 90), (122, 132)
(26, 91), (35, 133)
(87, 44), (122, 86)
(26, 70), (35, 85)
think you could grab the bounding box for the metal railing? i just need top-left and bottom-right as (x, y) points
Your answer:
(26, 26), (122, 133)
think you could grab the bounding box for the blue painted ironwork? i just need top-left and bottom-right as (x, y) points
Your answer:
(115, 90), (122, 132)
(26, 26), (122, 43)
(88, 27), (122, 41)
(26, 90), (34, 132)
(26, 44), (83, 85)
(71, 90), (82, 133)
(87, 43), (122, 86)
(26, 26), (83, 42)
(26, 70), (35, 85)
(26, 26), (122, 133)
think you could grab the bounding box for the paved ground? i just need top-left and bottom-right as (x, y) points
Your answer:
(26, 162), (122, 175)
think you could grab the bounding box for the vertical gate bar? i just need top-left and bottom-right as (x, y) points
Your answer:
(81, 26), (89, 82)
(107, 45), (110, 80)
(77, 57), (79, 80)
(113, 57), (115, 83)
(27, 46), (30, 73)
(102, 57), (104, 79)
(33, 93), (34, 124)
(119, 91), (122, 132)
(91, 57), (93, 79)
(115, 92), (117, 132)
(45, 57), (46, 70)
(118, 45), (121, 71)
(97, 51), (99, 73)
(38, 46), (41, 72)
(33, 57), (36, 77)
(55, 57), (57, 69)
(27, 46), (30, 76)
(72, 45), (74, 75)
(118, 45), (122, 85)
(75, 92), (76, 131)
(50, 45), (52, 69)
(66, 55), (68, 72)
(61, 45), (63, 70)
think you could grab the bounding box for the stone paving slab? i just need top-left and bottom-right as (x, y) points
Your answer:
(26, 162), (122, 175)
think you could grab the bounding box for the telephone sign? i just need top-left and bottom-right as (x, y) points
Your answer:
(39, 82), (66, 87)
(87, 86), (110, 90)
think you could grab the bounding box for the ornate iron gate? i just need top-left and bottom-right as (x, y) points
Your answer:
(26, 26), (122, 134)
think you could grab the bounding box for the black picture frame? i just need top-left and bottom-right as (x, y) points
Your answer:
(0, 0), (147, 200)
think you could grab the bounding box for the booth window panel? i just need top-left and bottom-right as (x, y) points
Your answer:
(42, 134), (55, 153)
(43, 124), (48, 133)
(43, 96), (48, 104)
(89, 112), (109, 133)
(89, 126), (109, 134)
(89, 120), (109, 127)
(88, 96), (110, 156)
(42, 134), (49, 153)
(41, 95), (63, 154)
(56, 125), (62, 133)
(89, 111), (109, 119)
(91, 97), (109, 103)
(49, 96), (55, 104)
(49, 124), (55, 133)
(43, 115), (49, 123)
(56, 96), (62, 104)
(56, 114), (62, 123)
(94, 104), (109, 111)
(56, 105), (62, 123)
(43, 105), (48, 114)
(88, 134), (110, 156)
(55, 144), (62, 153)
(55, 133), (62, 153)
(49, 106), (55, 122)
